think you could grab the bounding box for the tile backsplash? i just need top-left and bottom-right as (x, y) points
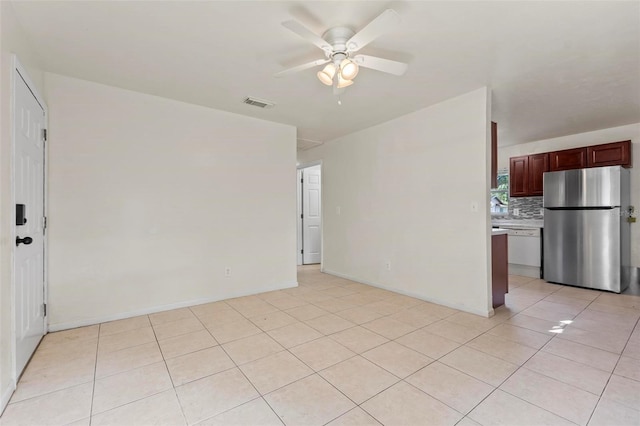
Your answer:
(507, 196), (543, 220)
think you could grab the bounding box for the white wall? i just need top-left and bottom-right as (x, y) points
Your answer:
(0, 0), (45, 412)
(499, 123), (640, 266)
(298, 88), (493, 316)
(45, 73), (297, 330)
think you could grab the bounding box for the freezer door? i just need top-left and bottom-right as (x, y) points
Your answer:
(544, 208), (621, 292)
(543, 166), (622, 208)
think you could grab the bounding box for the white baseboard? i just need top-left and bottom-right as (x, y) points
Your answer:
(48, 281), (298, 332)
(1, 381), (16, 416)
(323, 269), (494, 318)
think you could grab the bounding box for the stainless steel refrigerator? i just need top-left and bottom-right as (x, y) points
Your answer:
(543, 165), (631, 293)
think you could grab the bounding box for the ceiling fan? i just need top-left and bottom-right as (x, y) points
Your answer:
(275, 9), (409, 92)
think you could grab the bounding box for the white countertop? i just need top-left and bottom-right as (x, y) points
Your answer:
(491, 228), (508, 236)
(492, 219), (544, 228)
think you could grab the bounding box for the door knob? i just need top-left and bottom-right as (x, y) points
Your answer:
(16, 236), (33, 246)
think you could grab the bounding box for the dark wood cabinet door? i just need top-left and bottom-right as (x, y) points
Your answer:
(491, 122), (498, 188)
(528, 153), (549, 196)
(509, 156), (529, 197)
(587, 140), (632, 168)
(549, 147), (587, 171)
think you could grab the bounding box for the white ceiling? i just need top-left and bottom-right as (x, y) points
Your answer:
(10, 1), (640, 148)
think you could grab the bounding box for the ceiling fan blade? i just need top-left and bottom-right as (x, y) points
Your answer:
(346, 9), (401, 52)
(282, 20), (332, 52)
(274, 58), (330, 78)
(352, 54), (408, 76)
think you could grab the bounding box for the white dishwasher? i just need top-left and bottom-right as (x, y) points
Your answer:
(506, 228), (542, 278)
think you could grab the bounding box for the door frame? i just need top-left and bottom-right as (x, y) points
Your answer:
(297, 161), (323, 267)
(10, 55), (49, 389)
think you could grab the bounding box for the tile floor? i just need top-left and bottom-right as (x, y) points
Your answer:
(1, 266), (639, 425)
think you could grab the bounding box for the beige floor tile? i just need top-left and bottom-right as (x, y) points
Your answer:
(149, 308), (195, 325)
(197, 397), (282, 426)
(284, 304), (329, 321)
(388, 309), (439, 328)
(361, 381), (463, 426)
(395, 329), (460, 359)
(189, 301), (232, 318)
(335, 307), (384, 325)
(266, 295), (307, 310)
(319, 356), (399, 404)
(407, 302), (459, 319)
(601, 374), (640, 411)
(594, 293), (640, 310)
(267, 322), (323, 348)
(456, 417), (482, 426)
(525, 351), (610, 396)
(362, 341), (433, 378)
(166, 346), (235, 386)
(542, 338), (620, 373)
(570, 311), (636, 336)
(321, 286), (359, 298)
(406, 361), (494, 414)
(468, 389), (575, 426)
(313, 298), (357, 313)
(500, 368), (599, 425)
(196, 309), (245, 328)
(361, 317), (416, 340)
(240, 351), (312, 394)
(98, 327), (156, 354)
(175, 368), (259, 425)
(99, 316), (150, 337)
(558, 325), (629, 354)
(20, 338), (97, 375)
(330, 326), (389, 354)
(553, 286), (601, 301)
(1, 383), (92, 426)
(363, 300), (405, 316)
(623, 339), (640, 360)
(296, 290), (336, 304)
(305, 314), (355, 335)
(587, 301), (640, 319)
(265, 374), (355, 426)
(249, 311), (298, 331)
(518, 305), (576, 324)
(327, 407), (382, 425)
(340, 293), (384, 306)
(96, 341), (163, 379)
(440, 346), (518, 387)
(505, 314), (561, 335)
(466, 334), (537, 365)
(12, 354), (96, 402)
(65, 417), (90, 426)
(92, 362), (173, 414)
(386, 294), (424, 308)
(158, 329), (218, 359)
(588, 397), (640, 426)
(533, 299), (586, 316)
(614, 356), (640, 381)
(487, 323), (552, 349)
(222, 333), (284, 365)
(91, 389), (186, 426)
(423, 320), (484, 344)
(232, 300), (281, 317)
(206, 318), (262, 344)
(438, 312), (501, 332)
(153, 317), (205, 341)
(256, 289), (291, 302)
(542, 294), (592, 311)
(40, 325), (99, 348)
(289, 337), (355, 371)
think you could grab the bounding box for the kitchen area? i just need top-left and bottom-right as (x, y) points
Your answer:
(490, 129), (640, 308)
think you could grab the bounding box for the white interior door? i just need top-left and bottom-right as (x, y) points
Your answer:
(296, 169), (303, 265)
(302, 165), (321, 264)
(14, 69), (46, 376)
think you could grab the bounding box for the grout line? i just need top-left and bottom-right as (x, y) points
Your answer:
(88, 323), (101, 425)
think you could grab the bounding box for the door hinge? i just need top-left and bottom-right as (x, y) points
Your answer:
(43, 304), (47, 316)
(43, 129), (47, 142)
(43, 216), (47, 234)
(301, 214), (303, 219)
(301, 178), (303, 183)
(301, 249), (303, 254)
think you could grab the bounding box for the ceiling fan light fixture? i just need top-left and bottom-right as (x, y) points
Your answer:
(336, 74), (354, 89)
(317, 63), (336, 86)
(340, 58), (359, 80)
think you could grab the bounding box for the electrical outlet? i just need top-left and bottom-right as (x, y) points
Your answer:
(385, 261), (391, 271)
(513, 208), (520, 216)
(224, 267), (231, 277)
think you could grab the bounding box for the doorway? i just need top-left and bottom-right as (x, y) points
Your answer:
(12, 58), (47, 378)
(297, 164), (322, 265)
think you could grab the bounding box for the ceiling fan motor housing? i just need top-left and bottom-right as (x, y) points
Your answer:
(322, 27), (356, 59)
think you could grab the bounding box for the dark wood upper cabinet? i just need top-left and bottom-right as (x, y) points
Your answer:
(549, 147), (587, 171)
(528, 153), (549, 196)
(587, 140), (632, 168)
(509, 155), (529, 197)
(491, 122), (498, 189)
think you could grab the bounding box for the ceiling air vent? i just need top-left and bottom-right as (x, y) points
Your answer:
(243, 97), (275, 109)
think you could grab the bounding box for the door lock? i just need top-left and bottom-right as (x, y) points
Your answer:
(16, 236), (33, 246)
